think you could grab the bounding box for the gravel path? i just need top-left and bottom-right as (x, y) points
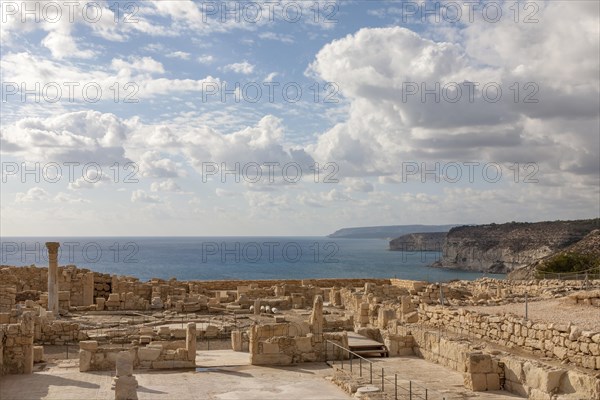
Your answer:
(465, 297), (600, 331)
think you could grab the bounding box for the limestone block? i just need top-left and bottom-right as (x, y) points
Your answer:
(464, 373), (487, 391)
(79, 340), (98, 351)
(205, 325), (219, 338)
(33, 346), (44, 363)
(158, 326), (170, 336)
(115, 375), (138, 400)
(231, 331), (243, 352)
(523, 362), (564, 393)
(79, 349), (92, 372)
(171, 328), (186, 339)
(486, 373), (501, 390)
(137, 347), (162, 361)
(295, 337), (313, 353)
(116, 351), (133, 377)
(467, 353), (492, 374)
(262, 342), (279, 354)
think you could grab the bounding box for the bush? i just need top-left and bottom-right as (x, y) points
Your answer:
(539, 252), (600, 274)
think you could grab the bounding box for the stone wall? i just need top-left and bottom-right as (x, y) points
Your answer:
(0, 285), (16, 312)
(420, 304), (600, 370)
(567, 289), (600, 307)
(397, 324), (600, 399)
(0, 311), (34, 375)
(248, 322), (348, 365)
(79, 323), (197, 372)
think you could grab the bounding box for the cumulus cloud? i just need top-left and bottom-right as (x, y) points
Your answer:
(150, 179), (182, 192)
(223, 61), (255, 74)
(131, 190), (162, 203)
(0, 110), (133, 165)
(307, 7), (599, 190)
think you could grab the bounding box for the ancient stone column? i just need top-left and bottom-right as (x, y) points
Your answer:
(309, 295), (324, 340)
(186, 322), (196, 362)
(45, 242), (60, 316)
(82, 272), (94, 306)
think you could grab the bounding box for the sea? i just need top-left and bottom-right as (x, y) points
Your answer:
(0, 237), (504, 282)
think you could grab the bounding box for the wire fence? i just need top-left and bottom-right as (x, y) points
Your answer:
(325, 340), (447, 400)
(536, 268), (600, 283)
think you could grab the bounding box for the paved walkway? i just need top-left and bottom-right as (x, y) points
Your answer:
(0, 355), (350, 400)
(0, 351), (525, 400)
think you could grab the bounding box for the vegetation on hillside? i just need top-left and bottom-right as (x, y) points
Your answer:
(536, 252), (600, 278)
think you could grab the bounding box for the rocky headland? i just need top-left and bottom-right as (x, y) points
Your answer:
(430, 219), (599, 274)
(389, 232), (447, 251)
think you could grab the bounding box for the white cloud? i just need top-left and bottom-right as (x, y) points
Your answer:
(166, 51), (191, 60)
(15, 187), (49, 203)
(258, 32), (294, 44)
(264, 72), (278, 82)
(223, 61), (255, 74)
(197, 55), (215, 64)
(150, 179), (182, 192)
(131, 190), (162, 203)
(15, 187), (87, 203)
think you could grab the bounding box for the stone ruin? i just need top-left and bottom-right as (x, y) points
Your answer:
(1, 243), (599, 399)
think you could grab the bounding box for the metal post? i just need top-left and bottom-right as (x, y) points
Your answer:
(350, 354), (352, 373)
(425, 388), (428, 399)
(395, 374), (397, 400)
(381, 368), (384, 391)
(409, 381), (412, 400)
(370, 363), (372, 384)
(359, 357), (362, 377)
(525, 292), (528, 321)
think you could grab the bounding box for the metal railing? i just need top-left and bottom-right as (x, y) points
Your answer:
(325, 340), (446, 400)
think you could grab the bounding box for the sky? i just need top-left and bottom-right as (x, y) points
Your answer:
(0, 0), (599, 236)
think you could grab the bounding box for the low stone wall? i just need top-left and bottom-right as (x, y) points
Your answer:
(421, 304), (600, 370)
(389, 279), (427, 293)
(567, 290), (600, 307)
(382, 332), (414, 356)
(398, 324), (600, 399)
(79, 323), (197, 372)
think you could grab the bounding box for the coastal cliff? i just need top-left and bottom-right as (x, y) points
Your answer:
(508, 229), (600, 279)
(389, 232), (447, 251)
(432, 219), (599, 274)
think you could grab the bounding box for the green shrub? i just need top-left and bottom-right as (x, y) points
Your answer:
(539, 252), (600, 274)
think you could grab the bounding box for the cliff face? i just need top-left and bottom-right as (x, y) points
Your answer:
(433, 219), (599, 274)
(389, 232), (447, 251)
(508, 229), (600, 279)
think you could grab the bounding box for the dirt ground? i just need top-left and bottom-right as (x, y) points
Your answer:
(465, 296), (600, 331)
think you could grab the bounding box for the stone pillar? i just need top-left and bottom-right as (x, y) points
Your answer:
(45, 242), (60, 316)
(231, 330), (243, 352)
(82, 272), (94, 306)
(253, 299), (260, 315)
(186, 323), (196, 363)
(22, 311), (35, 374)
(115, 351), (138, 400)
(309, 295), (323, 340)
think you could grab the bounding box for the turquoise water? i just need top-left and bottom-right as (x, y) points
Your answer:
(0, 237), (503, 282)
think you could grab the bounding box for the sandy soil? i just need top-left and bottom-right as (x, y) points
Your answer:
(465, 297), (600, 331)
